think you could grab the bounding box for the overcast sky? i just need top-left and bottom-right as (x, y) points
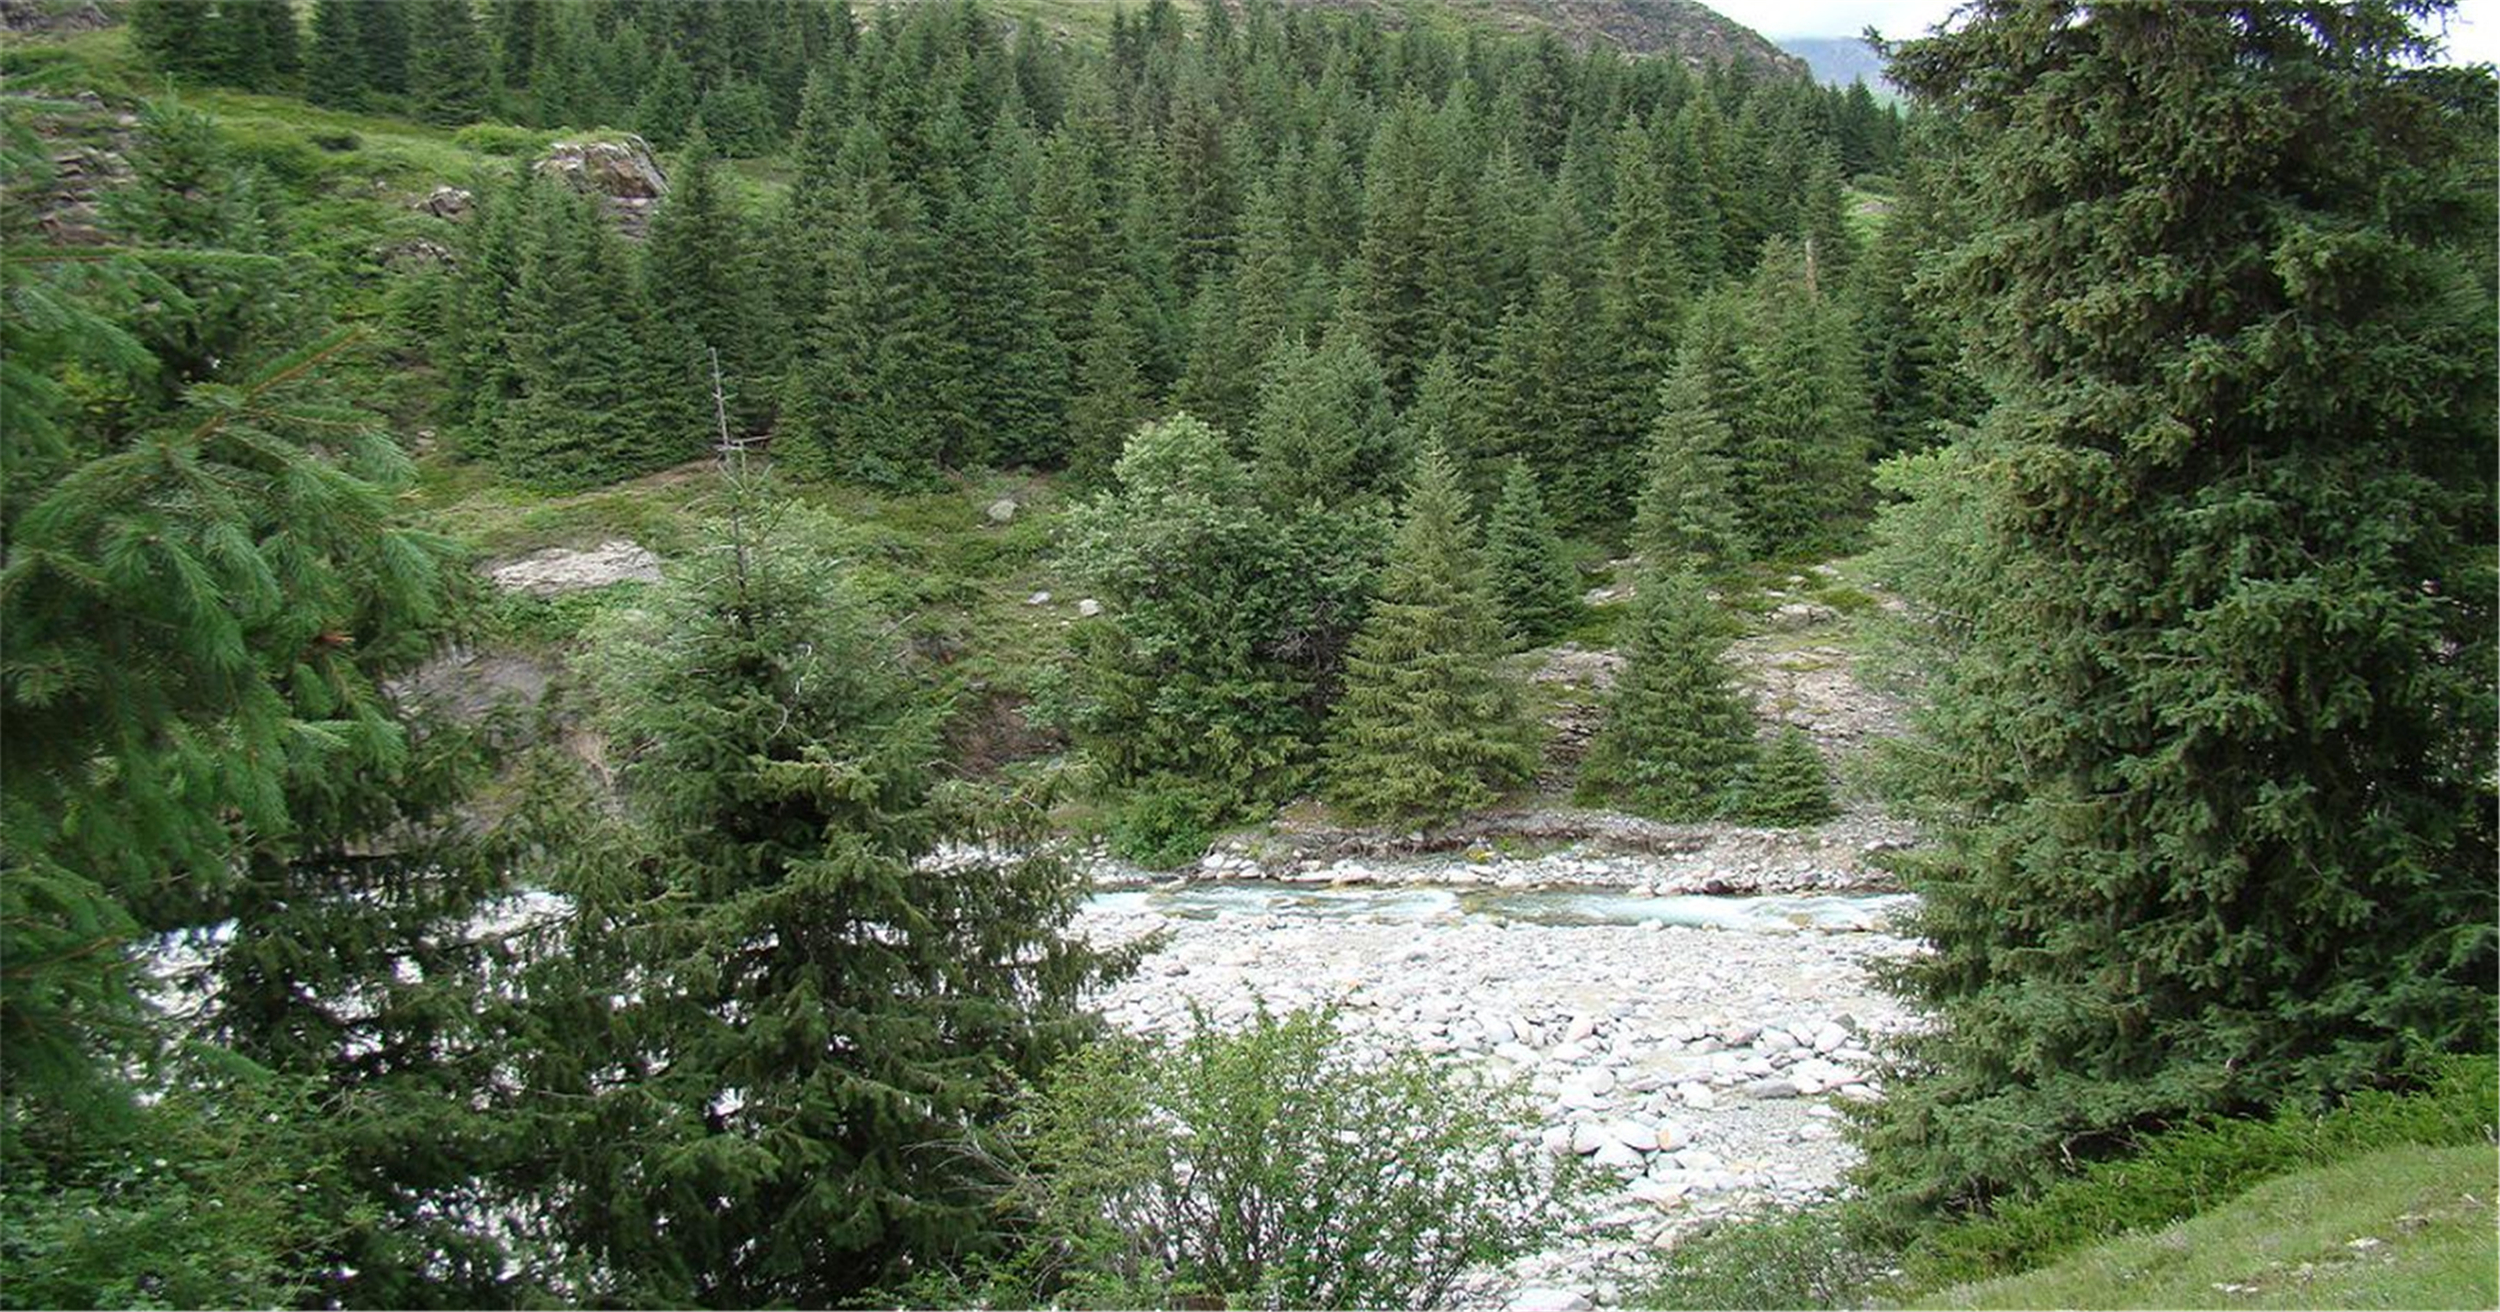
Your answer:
(1713, 0), (2500, 67)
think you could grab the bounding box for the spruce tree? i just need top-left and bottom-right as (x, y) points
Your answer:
(1633, 341), (1748, 569)
(636, 50), (699, 147)
(1324, 441), (1536, 825)
(1249, 316), (1399, 508)
(1858, 0), (2499, 1221)
(408, 0), (490, 126)
(306, 0), (367, 108)
(1482, 459), (1580, 648)
(519, 471), (1131, 1306)
(1732, 726), (1836, 826)
(1064, 287), (1151, 485)
(1577, 566), (1756, 821)
(355, 0), (410, 97)
(644, 130), (772, 435)
(495, 182), (660, 488)
(1730, 237), (1871, 558)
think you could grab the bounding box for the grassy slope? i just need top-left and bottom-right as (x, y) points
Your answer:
(1912, 1144), (2500, 1311)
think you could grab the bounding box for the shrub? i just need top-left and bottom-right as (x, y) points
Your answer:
(991, 1007), (1579, 1309)
(450, 123), (551, 157)
(1107, 776), (1230, 868)
(1642, 1205), (1892, 1311)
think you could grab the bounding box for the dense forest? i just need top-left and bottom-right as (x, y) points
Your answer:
(1, 0), (2493, 1307)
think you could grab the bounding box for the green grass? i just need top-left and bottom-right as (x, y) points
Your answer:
(1910, 1143), (2499, 1311)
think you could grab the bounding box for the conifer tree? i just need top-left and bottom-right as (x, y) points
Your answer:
(1730, 238), (1871, 558)
(1633, 342), (1748, 569)
(520, 471), (1131, 1306)
(306, 0), (367, 108)
(355, 0), (410, 96)
(951, 147), (1068, 468)
(1324, 441), (1536, 825)
(1250, 315), (1400, 507)
(1577, 566), (1755, 821)
(1858, 0), (2499, 1220)
(636, 50), (699, 147)
(1732, 726), (1836, 826)
(645, 130), (773, 435)
(495, 183), (662, 488)
(408, 0), (490, 126)
(1482, 459), (1580, 648)
(1065, 288), (1152, 485)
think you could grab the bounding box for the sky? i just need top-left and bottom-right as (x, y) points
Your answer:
(1712, 0), (2500, 66)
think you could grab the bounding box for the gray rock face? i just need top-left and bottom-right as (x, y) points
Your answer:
(416, 185), (474, 220)
(485, 540), (662, 596)
(534, 137), (668, 235)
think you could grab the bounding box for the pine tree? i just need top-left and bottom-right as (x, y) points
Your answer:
(1577, 566), (1755, 821)
(1064, 287), (1151, 485)
(1729, 238), (1871, 558)
(644, 130), (773, 436)
(306, 0), (367, 108)
(495, 183), (662, 488)
(518, 470), (1131, 1306)
(636, 50), (699, 147)
(949, 144), (1067, 468)
(1250, 315), (1399, 508)
(1732, 726), (1836, 826)
(1632, 340), (1748, 569)
(3, 109), (484, 1302)
(1324, 441), (1536, 825)
(1482, 459), (1580, 648)
(408, 0), (490, 126)
(1857, 0), (2499, 1222)
(355, 0), (410, 96)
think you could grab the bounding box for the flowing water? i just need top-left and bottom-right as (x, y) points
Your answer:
(1085, 881), (1912, 934)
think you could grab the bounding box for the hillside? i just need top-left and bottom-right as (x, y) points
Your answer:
(1913, 1145), (2500, 1311)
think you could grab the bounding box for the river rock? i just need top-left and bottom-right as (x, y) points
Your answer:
(1509, 1288), (1593, 1312)
(1741, 1077), (1801, 1101)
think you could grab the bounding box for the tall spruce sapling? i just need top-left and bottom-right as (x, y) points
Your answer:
(520, 457), (1134, 1306)
(1577, 566), (1756, 821)
(1483, 458), (1580, 648)
(1324, 439), (1537, 825)
(1633, 342), (1748, 569)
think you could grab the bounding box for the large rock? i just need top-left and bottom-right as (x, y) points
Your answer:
(534, 136), (668, 235)
(486, 540), (662, 596)
(415, 185), (474, 220)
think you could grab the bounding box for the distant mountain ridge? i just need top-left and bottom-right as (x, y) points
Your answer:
(1777, 35), (1897, 92)
(984, 0), (1809, 77)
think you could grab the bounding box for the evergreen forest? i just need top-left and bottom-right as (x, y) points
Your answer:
(1, 0), (2492, 1307)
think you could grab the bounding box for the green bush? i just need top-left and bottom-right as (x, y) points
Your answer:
(1898, 1053), (2500, 1289)
(1642, 1205), (1891, 1311)
(974, 1006), (1579, 1309)
(450, 122), (552, 157)
(1106, 776), (1230, 868)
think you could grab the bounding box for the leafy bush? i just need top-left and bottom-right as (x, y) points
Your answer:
(1642, 1205), (1891, 1311)
(979, 1007), (1579, 1309)
(1106, 776), (1231, 867)
(1898, 1054), (2500, 1289)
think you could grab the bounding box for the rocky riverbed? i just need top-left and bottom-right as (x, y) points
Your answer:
(1074, 854), (1921, 1311)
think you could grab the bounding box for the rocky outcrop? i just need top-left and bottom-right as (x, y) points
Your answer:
(484, 540), (662, 596)
(414, 185), (474, 220)
(1, 0), (110, 33)
(533, 136), (668, 236)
